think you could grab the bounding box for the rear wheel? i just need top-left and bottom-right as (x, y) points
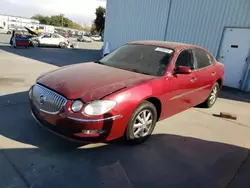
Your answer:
(125, 101), (157, 144)
(200, 82), (220, 108)
(7, 31), (11, 34)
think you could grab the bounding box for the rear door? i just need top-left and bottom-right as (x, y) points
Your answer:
(192, 49), (216, 105)
(51, 34), (61, 46)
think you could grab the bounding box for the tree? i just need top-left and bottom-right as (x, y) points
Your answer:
(31, 14), (50, 25)
(94, 6), (105, 34)
(31, 14), (83, 30)
(90, 24), (97, 35)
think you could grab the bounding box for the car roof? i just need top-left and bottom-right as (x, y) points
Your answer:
(130, 40), (201, 51)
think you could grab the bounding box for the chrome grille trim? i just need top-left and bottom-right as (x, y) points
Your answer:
(31, 84), (67, 114)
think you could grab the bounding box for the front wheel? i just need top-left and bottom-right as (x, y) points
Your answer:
(32, 40), (39, 47)
(59, 42), (67, 48)
(125, 101), (157, 144)
(200, 82), (220, 108)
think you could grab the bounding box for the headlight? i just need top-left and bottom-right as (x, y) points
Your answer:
(71, 100), (83, 112)
(84, 100), (117, 116)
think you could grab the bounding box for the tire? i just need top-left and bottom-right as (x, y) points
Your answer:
(7, 31), (11, 35)
(200, 82), (220, 108)
(59, 42), (66, 48)
(125, 101), (157, 144)
(32, 40), (39, 47)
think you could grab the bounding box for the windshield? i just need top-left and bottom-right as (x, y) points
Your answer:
(99, 44), (174, 76)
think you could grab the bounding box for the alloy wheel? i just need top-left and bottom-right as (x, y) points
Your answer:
(133, 110), (153, 138)
(209, 86), (218, 105)
(32, 40), (38, 47)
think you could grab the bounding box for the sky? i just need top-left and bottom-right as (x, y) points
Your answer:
(0, 0), (106, 26)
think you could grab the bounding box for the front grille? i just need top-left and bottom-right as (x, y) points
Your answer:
(31, 84), (67, 114)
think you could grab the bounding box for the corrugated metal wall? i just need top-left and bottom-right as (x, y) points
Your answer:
(165, 0), (250, 56)
(104, 0), (171, 51)
(104, 0), (250, 56)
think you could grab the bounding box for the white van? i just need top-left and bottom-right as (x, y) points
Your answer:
(0, 21), (10, 34)
(38, 25), (55, 34)
(0, 26), (7, 34)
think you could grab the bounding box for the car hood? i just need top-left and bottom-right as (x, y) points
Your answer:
(37, 62), (156, 102)
(24, 27), (38, 36)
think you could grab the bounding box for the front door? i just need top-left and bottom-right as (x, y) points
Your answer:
(218, 28), (250, 89)
(39, 34), (52, 46)
(163, 49), (199, 118)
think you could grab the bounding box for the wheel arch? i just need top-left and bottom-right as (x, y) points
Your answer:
(216, 78), (223, 88)
(145, 97), (162, 121)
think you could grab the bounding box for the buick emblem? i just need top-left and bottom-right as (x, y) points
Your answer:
(39, 94), (45, 105)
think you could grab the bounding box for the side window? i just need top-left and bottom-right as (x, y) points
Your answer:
(175, 49), (195, 70)
(193, 49), (211, 69)
(43, 34), (51, 38)
(207, 54), (214, 64)
(52, 34), (60, 38)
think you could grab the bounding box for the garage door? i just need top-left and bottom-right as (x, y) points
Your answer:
(218, 28), (250, 89)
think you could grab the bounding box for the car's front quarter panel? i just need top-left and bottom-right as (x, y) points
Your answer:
(104, 78), (167, 139)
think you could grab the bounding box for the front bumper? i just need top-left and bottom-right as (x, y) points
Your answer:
(30, 101), (124, 143)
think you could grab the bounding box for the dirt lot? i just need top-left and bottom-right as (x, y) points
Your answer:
(0, 36), (250, 188)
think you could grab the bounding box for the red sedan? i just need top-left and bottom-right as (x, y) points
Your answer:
(29, 41), (224, 144)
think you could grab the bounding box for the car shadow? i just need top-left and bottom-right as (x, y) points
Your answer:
(0, 91), (250, 188)
(0, 45), (101, 67)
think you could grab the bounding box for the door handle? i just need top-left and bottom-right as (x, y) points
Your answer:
(211, 72), (216, 76)
(190, 77), (197, 83)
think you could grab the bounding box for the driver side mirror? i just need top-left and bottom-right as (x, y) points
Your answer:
(174, 66), (192, 74)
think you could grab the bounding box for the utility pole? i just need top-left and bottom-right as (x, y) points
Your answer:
(60, 14), (64, 27)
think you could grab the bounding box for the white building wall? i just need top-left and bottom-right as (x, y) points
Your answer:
(104, 0), (171, 51)
(165, 0), (250, 56)
(104, 0), (250, 57)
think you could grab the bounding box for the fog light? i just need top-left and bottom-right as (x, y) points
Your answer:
(82, 130), (105, 134)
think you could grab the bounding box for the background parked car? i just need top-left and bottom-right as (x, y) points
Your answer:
(55, 29), (69, 38)
(91, 35), (102, 41)
(77, 35), (92, 42)
(31, 33), (69, 48)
